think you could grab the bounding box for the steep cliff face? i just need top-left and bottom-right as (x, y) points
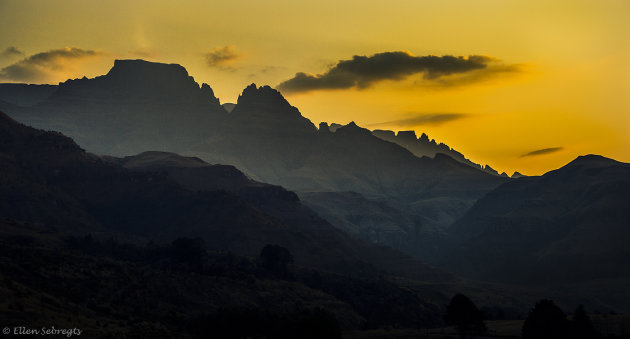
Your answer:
(48, 59), (220, 105)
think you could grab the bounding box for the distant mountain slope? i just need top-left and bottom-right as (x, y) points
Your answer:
(441, 155), (630, 284)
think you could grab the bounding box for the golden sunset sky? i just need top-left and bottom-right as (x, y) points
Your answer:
(1, 0), (628, 175)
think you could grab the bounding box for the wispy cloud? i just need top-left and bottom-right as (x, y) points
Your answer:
(204, 45), (241, 69)
(0, 46), (24, 61)
(520, 147), (564, 157)
(277, 51), (518, 93)
(0, 47), (105, 83)
(367, 112), (468, 128)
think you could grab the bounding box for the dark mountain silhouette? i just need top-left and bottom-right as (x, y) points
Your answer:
(0, 59), (507, 261)
(0, 60), (501, 197)
(441, 155), (630, 286)
(1, 59), (629, 319)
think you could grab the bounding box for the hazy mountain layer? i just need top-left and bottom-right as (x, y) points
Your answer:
(372, 129), (485, 171)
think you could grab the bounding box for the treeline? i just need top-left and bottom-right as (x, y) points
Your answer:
(444, 293), (628, 338)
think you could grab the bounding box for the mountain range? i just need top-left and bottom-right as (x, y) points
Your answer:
(1, 59), (630, 316)
(0, 59), (507, 261)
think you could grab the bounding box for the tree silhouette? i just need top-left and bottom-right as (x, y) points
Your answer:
(444, 293), (487, 337)
(570, 305), (598, 339)
(259, 244), (293, 279)
(522, 299), (569, 339)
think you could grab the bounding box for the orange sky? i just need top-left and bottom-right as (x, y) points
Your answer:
(0, 0), (628, 175)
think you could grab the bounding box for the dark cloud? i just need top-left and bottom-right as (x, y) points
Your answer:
(521, 147), (564, 157)
(205, 46), (241, 68)
(367, 112), (468, 128)
(277, 51), (502, 93)
(0, 46), (24, 60)
(0, 47), (104, 82)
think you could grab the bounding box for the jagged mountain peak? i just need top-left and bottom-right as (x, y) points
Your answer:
(229, 83), (317, 134)
(236, 83), (291, 109)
